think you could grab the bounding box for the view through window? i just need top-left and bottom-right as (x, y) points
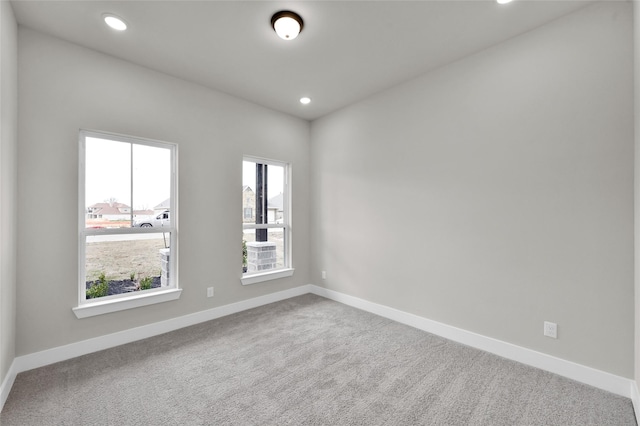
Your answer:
(80, 131), (176, 303)
(242, 157), (289, 275)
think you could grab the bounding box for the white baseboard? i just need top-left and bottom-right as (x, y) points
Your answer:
(0, 359), (18, 412)
(5, 284), (311, 403)
(631, 381), (640, 423)
(309, 285), (634, 400)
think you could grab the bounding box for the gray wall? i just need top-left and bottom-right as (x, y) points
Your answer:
(310, 2), (634, 377)
(635, 0), (640, 388)
(0, 0), (18, 386)
(16, 28), (310, 356)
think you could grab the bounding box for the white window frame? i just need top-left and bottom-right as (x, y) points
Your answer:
(74, 130), (181, 318)
(241, 155), (294, 285)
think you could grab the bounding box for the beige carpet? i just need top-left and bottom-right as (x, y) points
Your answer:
(1, 294), (636, 425)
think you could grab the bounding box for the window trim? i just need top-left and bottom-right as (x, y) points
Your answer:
(76, 130), (179, 318)
(242, 155), (293, 284)
(72, 288), (183, 318)
(241, 268), (295, 286)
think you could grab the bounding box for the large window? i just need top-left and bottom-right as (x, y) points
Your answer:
(242, 156), (293, 284)
(76, 130), (179, 317)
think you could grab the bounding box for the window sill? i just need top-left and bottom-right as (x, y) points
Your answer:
(241, 268), (295, 286)
(72, 288), (182, 319)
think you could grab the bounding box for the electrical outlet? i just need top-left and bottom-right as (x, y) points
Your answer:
(321, 271), (326, 280)
(544, 321), (557, 339)
(207, 287), (214, 298)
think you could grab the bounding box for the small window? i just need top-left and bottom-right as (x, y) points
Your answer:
(242, 157), (292, 283)
(77, 130), (179, 316)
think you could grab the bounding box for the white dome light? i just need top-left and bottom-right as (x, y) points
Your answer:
(300, 97), (311, 105)
(496, 0), (513, 4)
(271, 11), (303, 41)
(103, 14), (127, 31)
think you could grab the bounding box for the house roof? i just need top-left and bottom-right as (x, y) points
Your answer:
(88, 203), (154, 217)
(88, 202), (129, 209)
(268, 193), (284, 212)
(87, 202), (131, 216)
(154, 198), (170, 210)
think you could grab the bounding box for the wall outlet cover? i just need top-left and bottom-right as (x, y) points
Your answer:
(544, 321), (557, 339)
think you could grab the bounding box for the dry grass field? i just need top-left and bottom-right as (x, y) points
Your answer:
(84, 219), (168, 283)
(85, 237), (167, 282)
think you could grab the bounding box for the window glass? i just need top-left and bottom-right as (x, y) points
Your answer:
(242, 227), (286, 272)
(80, 131), (176, 303)
(132, 143), (171, 218)
(242, 158), (289, 276)
(85, 138), (131, 229)
(84, 233), (169, 299)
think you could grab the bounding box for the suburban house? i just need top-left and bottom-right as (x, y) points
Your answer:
(86, 201), (130, 220)
(86, 201), (153, 221)
(242, 186), (283, 224)
(1, 0), (640, 423)
(153, 198), (170, 216)
(267, 192), (284, 224)
(242, 185), (254, 223)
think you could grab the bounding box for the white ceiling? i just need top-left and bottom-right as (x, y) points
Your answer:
(11, 0), (595, 121)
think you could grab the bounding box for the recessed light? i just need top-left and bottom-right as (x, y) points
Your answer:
(496, 0), (513, 4)
(103, 14), (127, 31)
(300, 97), (311, 105)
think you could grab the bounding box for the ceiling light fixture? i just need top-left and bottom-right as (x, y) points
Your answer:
(271, 11), (303, 40)
(496, 0), (513, 4)
(300, 97), (311, 105)
(103, 13), (127, 31)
